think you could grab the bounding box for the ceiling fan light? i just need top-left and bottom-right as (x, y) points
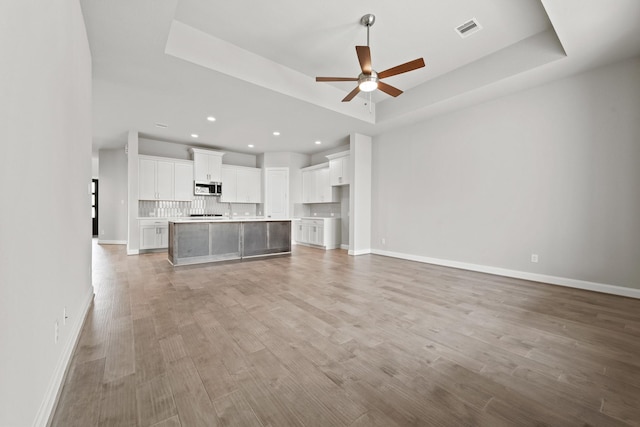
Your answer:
(359, 79), (378, 92)
(358, 72), (379, 92)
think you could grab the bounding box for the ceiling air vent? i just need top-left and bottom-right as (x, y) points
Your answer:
(455, 18), (482, 38)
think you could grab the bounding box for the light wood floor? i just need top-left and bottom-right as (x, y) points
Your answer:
(52, 241), (640, 426)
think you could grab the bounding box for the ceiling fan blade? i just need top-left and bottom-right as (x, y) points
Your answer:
(378, 58), (425, 79)
(316, 77), (359, 82)
(342, 86), (361, 102)
(356, 46), (372, 74)
(377, 81), (403, 97)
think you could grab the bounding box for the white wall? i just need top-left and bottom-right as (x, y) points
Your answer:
(92, 155), (99, 179)
(372, 56), (640, 290)
(349, 134), (372, 255)
(0, 0), (94, 425)
(98, 148), (128, 243)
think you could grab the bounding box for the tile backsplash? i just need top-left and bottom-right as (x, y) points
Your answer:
(309, 203), (341, 217)
(139, 196), (257, 218)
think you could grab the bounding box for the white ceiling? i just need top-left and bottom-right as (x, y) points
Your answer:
(81, 0), (640, 155)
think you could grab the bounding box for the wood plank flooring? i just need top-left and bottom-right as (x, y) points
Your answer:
(51, 241), (640, 426)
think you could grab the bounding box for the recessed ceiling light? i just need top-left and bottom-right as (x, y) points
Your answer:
(273, 131), (280, 136)
(248, 144), (254, 148)
(191, 134), (199, 138)
(155, 123), (168, 129)
(315, 140), (322, 145)
(206, 116), (216, 122)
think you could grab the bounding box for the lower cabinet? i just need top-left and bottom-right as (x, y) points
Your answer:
(293, 218), (340, 249)
(139, 219), (169, 250)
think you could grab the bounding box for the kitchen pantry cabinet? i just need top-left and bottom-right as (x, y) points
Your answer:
(293, 218), (341, 249)
(139, 219), (169, 250)
(326, 151), (350, 186)
(139, 156), (194, 201)
(190, 148), (225, 183)
(220, 165), (262, 203)
(301, 163), (339, 203)
(139, 157), (174, 200)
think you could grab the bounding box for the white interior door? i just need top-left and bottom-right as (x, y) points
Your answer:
(265, 168), (289, 219)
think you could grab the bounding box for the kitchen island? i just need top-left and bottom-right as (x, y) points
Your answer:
(168, 218), (291, 266)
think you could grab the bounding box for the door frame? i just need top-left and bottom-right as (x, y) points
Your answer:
(92, 179), (99, 236)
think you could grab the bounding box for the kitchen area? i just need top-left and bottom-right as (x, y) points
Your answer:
(112, 134), (358, 264)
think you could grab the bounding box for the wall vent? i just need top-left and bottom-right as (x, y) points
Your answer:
(455, 18), (482, 38)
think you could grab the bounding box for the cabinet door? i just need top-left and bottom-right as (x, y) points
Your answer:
(237, 168), (261, 203)
(157, 226), (169, 248)
(140, 226), (158, 249)
(174, 163), (194, 201)
(293, 221), (303, 242)
(156, 161), (174, 200)
(301, 224), (311, 243)
(139, 158), (157, 200)
(208, 154), (223, 182)
(330, 158), (343, 186)
(193, 153), (210, 182)
(315, 226), (324, 246)
(341, 156), (350, 185)
(220, 166), (237, 202)
(316, 168), (331, 202)
(302, 170), (316, 203)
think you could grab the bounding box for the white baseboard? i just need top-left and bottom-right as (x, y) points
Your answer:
(35, 290), (94, 427)
(98, 240), (126, 245)
(348, 248), (372, 256)
(372, 249), (640, 300)
(126, 249), (139, 255)
(340, 244), (349, 250)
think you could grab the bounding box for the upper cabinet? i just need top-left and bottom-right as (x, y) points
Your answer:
(220, 165), (262, 203)
(326, 151), (350, 186)
(190, 148), (225, 183)
(173, 161), (194, 201)
(301, 163), (339, 203)
(139, 157), (174, 200)
(139, 156), (193, 201)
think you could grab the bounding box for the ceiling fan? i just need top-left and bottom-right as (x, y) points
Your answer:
(316, 14), (426, 102)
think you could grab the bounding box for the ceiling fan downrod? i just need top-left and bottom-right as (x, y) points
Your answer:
(360, 14), (375, 47)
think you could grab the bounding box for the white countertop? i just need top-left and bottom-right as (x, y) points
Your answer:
(138, 216), (270, 221)
(169, 217), (292, 223)
(296, 217), (341, 220)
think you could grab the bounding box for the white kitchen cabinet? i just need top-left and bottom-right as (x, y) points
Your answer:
(139, 219), (169, 250)
(302, 169), (316, 203)
(293, 218), (340, 249)
(326, 151), (350, 186)
(220, 165), (262, 203)
(139, 156), (194, 201)
(301, 163), (338, 203)
(139, 157), (174, 200)
(173, 162), (194, 201)
(190, 148), (225, 182)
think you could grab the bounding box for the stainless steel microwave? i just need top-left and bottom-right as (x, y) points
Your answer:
(194, 182), (222, 196)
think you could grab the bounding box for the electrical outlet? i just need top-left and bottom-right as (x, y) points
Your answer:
(101, 229), (105, 235)
(382, 238), (386, 245)
(531, 254), (539, 263)
(54, 321), (59, 344)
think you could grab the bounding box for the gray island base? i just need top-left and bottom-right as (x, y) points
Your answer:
(168, 219), (292, 266)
